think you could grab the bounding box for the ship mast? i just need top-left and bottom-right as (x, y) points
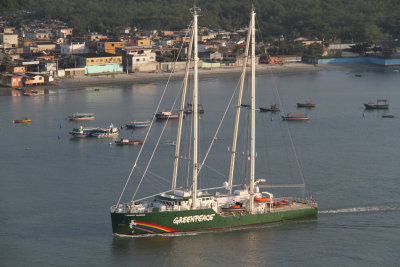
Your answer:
(227, 10), (252, 194)
(249, 9), (256, 213)
(171, 26), (194, 194)
(191, 6), (200, 209)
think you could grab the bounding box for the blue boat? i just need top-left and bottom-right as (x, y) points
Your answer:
(69, 126), (99, 137)
(126, 120), (151, 128)
(156, 110), (180, 120)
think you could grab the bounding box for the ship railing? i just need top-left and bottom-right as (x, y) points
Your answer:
(111, 204), (130, 213)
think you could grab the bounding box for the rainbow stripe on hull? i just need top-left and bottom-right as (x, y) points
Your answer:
(128, 220), (178, 234)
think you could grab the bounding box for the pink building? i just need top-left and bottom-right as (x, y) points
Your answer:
(58, 28), (73, 38)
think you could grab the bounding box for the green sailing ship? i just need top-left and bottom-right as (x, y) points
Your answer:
(110, 7), (318, 236)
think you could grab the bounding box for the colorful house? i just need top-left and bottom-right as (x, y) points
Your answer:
(24, 75), (45, 86)
(97, 41), (126, 55)
(6, 65), (26, 74)
(1, 74), (24, 87)
(76, 54), (123, 75)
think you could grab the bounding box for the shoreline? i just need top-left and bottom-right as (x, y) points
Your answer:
(0, 62), (390, 92)
(56, 63), (333, 88)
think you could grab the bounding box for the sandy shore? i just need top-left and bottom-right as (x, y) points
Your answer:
(43, 62), (390, 90)
(56, 63), (337, 88)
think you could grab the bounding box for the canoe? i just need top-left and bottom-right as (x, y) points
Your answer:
(282, 113), (309, 121)
(297, 103), (315, 108)
(13, 119), (31, 123)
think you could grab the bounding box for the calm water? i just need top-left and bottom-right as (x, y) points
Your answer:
(1, 66), (400, 266)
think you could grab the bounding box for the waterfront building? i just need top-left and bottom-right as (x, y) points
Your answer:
(75, 53), (123, 75)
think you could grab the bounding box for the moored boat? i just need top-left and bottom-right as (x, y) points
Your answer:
(115, 139), (143, 145)
(110, 7), (317, 237)
(91, 124), (120, 138)
(13, 118), (31, 123)
(282, 113), (309, 121)
(183, 103), (204, 114)
(364, 99), (389, 109)
(382, 114), (395, 118)
(297, 102), (315, 108)
(69, 126), (99, 137)
(156, 110), (180, 120)
(67, 113), (95, 121)
(126, 120), (151, 128)
(259, 104), (280, 112)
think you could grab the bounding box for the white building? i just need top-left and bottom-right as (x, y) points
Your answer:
(130, 49), (157, 72)
(60, 42), (89, 55)
(25, 30), (51, 40)
(0, 34), (18, 48)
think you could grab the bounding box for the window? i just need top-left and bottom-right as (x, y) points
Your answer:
(142, 59), (146, 62)
(136, 59), (140, 62)
(91, 60), (94, 63)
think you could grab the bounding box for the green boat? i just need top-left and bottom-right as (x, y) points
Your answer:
(110, 8), (317, 236)
(297, 102), (316, 108)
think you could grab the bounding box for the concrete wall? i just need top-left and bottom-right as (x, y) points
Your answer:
(319, 56), (400, 66)
(201, 62), (221, 68)
(85, 64), (123, 74)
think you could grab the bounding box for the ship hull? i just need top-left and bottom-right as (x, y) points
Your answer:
(111, 206), (318, 236)
(363, 104), (389, 109)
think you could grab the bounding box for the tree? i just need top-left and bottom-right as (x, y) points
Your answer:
(305, 43), (324, 57)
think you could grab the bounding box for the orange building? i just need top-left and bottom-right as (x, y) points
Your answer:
(6, 65), (26, 74)
(1, 74), (24, 87)
(97, 42), (126, 55)
(24, 75), (45, 86)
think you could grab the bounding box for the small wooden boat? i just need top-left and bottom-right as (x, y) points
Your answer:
(126, 120), (151, 128)
(259, 104), (280, 112)
(13, 118), (31, 124)
(67, 113), (95, 121)
(282, 113), (309, 121)
(382, 114), (395, 118)
(364, 99), (389, 110)
(183, 103), (204, 114)
(156, 110), (180, 120)
(297, 102), (315, 108)
(115, 139), (143, 145)
(240, 104), (251, 108)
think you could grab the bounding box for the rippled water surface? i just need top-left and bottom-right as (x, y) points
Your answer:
(1, 66), (400, 266)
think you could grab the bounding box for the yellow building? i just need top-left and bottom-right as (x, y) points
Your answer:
(137, 39), (151, 46)
(97, 41), (126, 54)
(83, 54), (122, 66)
(105, 42), (126, 54)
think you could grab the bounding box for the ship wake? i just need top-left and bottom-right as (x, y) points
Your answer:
(320, 204), (400, 214)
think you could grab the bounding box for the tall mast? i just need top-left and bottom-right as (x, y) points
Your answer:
(171, 30), (194, 193)
(249, 9), (256, 213)
(227, 12), (252, 194)
(191, 6), (200, 209)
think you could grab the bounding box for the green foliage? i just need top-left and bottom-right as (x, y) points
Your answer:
(1, 0), (400, 43)
(304, 43), (324, 57)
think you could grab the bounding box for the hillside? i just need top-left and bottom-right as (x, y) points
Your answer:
(1, 0), (400, 42)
